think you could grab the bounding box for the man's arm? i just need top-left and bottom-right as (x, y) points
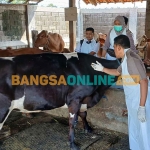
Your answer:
(103, 68), (120, 76)
(89, 42), (100, 55)
(89, 51), (96, 55)
(140, 78), (148, 106)
(91, 61), (121, 76)
(103, 62), (121, 76)
(101, 30), (111, 57)
(101, 50), (107, 57)
(138, 78), (148, 122)
(75, 42), (81, 52)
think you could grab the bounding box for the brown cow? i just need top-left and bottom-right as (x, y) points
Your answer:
(0, 49), (13, 57)
(143, 41), (150, 66)
(34, 30), (66, 53)
(11, 48), (43, 56)
(136, 35), (150, 61)
(0, 47), (16, 57)
(0, 47), (44, 57)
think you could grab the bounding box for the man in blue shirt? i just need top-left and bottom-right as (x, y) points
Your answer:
(75, 27), (100, 56)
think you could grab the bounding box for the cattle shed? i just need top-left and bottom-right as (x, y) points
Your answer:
(0, 0), (149, 50)
(0, 0), (150, 143)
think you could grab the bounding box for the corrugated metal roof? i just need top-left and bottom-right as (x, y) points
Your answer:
(83, 0), (144, 5)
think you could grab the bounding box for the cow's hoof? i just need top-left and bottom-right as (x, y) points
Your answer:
(70, 143), (79, 150)
(85, 126), (93, 133)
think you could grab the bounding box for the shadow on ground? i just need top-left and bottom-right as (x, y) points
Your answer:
(0, 111), (129, 150)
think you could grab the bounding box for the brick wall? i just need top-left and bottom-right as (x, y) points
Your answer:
(83, 13), (129, 36)
(80, 8), (146, 42)
(33, 7), (70, 48)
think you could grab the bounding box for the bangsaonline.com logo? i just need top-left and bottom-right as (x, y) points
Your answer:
(11, 75), (140, 86)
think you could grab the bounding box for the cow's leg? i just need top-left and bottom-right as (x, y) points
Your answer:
(68, 101), (81, 150)
(78, 111), (92, 133)
(0, 94), (26, 130)
(0, 95), (11, 130)
(69, 113), (79, 150)
(74, 114), (78, 127)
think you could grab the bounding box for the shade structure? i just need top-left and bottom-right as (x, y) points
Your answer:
(6, 0), (145, 5)
(83, 0), (145, 5)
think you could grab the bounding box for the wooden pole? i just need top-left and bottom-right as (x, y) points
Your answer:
(31, 30), (38, 47)
(25, 5), (30, 48)
(69, 0), (76, 52)
(145, 0), (150, 38)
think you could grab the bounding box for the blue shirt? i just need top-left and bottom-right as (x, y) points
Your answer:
(75, 38), (100, 57)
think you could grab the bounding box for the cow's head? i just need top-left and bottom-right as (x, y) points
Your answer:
(34, 30), (48, 48)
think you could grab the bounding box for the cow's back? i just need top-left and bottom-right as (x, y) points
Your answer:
(13, 53), (68, 111)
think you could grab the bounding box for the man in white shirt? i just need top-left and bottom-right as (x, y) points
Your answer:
(75, 27), (100, 56)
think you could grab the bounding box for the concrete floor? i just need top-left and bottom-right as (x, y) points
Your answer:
(0, 111), (129, 150)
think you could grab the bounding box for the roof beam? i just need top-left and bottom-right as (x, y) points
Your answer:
(121, 0), (124, 4)
(89, 0), (97, 5)
(82, 0), (146, 5)
(105, 0), (109, 4)
(131, 0), (134, 4)
(112, 0), (116, 4)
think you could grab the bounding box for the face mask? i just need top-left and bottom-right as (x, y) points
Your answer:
(114, 25), (123, 32)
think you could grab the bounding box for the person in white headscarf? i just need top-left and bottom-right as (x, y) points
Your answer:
(102, 16), (138, 60)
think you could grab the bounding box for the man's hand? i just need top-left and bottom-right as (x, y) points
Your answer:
(101, 49), (107, 57)
(91, 61), (104, 72)
(89, 51), (96, 55)
(137, 106), (146, 122)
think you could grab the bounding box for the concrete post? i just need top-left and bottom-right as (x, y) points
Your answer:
(129, 8), (137, 43)
(27, 5), (37, 48)
(77, 10), (81, 41)
(80, 10), (84, 39)
(77, 0), (81, 42)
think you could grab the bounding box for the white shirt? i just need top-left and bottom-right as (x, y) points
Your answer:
(75, 38), (100, 57)
(106, 28), (127, 60)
